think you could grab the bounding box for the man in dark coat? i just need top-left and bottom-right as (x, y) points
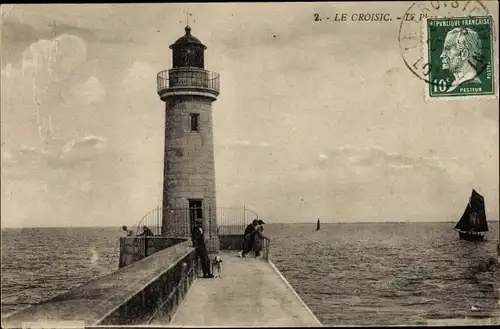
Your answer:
(191, 218), (214, 278)
(137, 225), (154, 236)
(238, 219), (259, 257)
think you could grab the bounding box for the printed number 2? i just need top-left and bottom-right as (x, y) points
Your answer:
(433, 79), (448, 92)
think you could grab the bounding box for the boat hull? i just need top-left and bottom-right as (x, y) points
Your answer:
(458, 231), (485, 241)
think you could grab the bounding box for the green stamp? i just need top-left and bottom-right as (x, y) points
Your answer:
(424, 16), (495, 98)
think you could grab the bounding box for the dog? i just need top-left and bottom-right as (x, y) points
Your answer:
(212, 253), (223, 278)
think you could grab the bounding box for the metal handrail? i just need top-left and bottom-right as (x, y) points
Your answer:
(147, 259), (199, 324)
(133, 205), (259, 239)
(128, 205), (267, 259)
(262, 237), (271, 261)
(243, 205), (259, 222)
(136, 205), (162, 236)
(130, 205), (161, 261)
(216, 206), (260, 235)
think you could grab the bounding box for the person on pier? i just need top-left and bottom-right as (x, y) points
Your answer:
(191, 218), (214, 278)
(239, 219), (259, 257)
(122, 225), (133, 236)
(137, 225), (154, 236)
(253, 223), (268, 258)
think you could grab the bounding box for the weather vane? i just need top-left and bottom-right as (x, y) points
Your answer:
(184, 9), (193, 26)
(181, 9), (196, 28)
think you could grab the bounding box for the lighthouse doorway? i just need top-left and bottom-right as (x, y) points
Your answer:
(188, 199), (204, 231)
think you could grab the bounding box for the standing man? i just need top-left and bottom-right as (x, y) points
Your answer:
(191, 218), (214, 278)
(238, 219), (259, 258)
(137, 225), (154, 257)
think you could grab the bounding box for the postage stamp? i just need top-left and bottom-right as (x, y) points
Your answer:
(423, 16), (495, 98)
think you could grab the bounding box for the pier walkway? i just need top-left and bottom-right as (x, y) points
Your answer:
(150, 251), (322, 327)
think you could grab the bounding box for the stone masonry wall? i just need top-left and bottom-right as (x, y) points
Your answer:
(162, 95), (219, 253)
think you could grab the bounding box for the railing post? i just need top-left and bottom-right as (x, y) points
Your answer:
(157, 205), (160, 235)
(243, 205), (246, 227)
(208, 206), (212, 238)
(264, 238), (270, 261)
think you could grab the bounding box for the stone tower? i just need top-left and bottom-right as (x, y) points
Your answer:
(156, 25), (220, 253)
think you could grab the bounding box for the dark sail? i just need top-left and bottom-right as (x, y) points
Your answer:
(316, 218), (320, 231)
(455, 189), (488, 232)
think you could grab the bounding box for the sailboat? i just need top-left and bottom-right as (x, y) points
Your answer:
(316, 218), (320, 231)
(454, 189), (488, 241)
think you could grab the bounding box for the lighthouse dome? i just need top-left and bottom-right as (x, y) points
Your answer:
(170, 26), (206, 49)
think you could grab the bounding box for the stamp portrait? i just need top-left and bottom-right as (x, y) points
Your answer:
(424, 16), (495, 98)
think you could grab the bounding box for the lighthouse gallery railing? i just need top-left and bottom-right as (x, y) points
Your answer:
(157, 68), (220, 94)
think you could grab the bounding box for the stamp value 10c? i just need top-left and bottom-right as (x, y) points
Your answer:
(424, 16), (495, 98)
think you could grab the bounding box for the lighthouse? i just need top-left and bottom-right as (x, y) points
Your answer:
(156, 25), (220, 253)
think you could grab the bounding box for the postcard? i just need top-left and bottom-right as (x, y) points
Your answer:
(1, 1), (498, 328)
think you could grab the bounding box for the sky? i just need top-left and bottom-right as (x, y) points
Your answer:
(1, 2), (499, 228)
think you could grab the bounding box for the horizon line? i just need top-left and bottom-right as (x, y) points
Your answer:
(2, 220), (499, 229)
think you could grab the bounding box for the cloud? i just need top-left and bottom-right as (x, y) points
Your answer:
(1, 63), (16, 78)
(388, 163), (414, 170)
(1, 33), (93, 147)
(122, 61), (156, 93)
(49, 22), (142, 45)
(2, 136), (106, 178)
(0, 18), (44, 64)
(70, 76), (106, 105)
(19, 144), (49, 156)
(0, 53), (145, 228)
(0, 135), (125, 228)
(21, 34), (87, 79)
(0, 4), (15, 21)
(1, 16), (138, 67)
(223, 140), (272, 149)
(309, 145), (462, 172)
(61, 135), (105, 154)
(227, 145), (488, 223)
(54, 136), (106, 169)
(1, 150), (16, 165)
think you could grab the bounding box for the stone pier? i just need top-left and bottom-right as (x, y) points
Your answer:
(150, 251), (322, 327)
(2, 242), (322, 327)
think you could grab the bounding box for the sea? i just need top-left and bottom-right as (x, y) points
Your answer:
(1, 222), (499, 326)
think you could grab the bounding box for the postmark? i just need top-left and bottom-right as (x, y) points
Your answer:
(398, 0), (497, 99)
(423, 16), (494, 98)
